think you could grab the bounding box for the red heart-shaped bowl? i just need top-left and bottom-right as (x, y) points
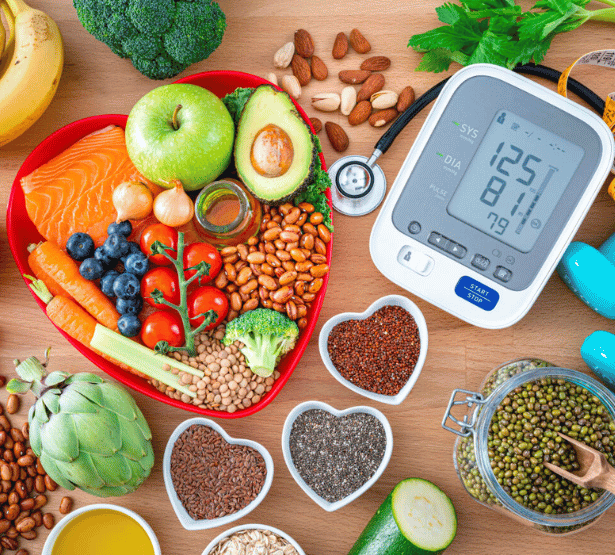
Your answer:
(6, 71), (331, 418)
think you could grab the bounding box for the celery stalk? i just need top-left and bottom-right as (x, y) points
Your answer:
(90, 324), (203, 398)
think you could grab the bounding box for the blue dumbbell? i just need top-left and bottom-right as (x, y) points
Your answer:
(558, 232), (615, 384)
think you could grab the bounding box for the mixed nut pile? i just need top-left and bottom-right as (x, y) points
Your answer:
(268, 28), (416, 152)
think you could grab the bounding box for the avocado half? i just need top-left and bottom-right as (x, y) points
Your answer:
(234, 85), (317, 205)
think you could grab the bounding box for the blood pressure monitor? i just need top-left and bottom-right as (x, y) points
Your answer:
(370, 64), (615, 329)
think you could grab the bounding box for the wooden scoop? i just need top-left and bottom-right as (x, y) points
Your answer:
(543, 432), (615, 494)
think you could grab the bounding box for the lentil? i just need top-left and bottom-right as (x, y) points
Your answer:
(149, 325), (280, 413)
(170, 424), (267, 520)
(288, 409), (387, 503)
(327, 305), (420, 395)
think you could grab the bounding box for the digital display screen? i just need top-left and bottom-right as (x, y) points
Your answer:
(446, 110), (584, 253)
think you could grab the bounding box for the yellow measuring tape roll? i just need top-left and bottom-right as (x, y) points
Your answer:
(557, 49), (615, 198)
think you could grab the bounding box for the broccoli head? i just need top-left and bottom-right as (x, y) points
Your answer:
(222, 309), (300, 377)
(73, 0), (226, 80)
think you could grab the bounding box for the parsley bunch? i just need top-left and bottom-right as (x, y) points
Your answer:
(408, 0), (615, 73)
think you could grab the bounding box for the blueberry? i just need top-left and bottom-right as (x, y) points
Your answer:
(66, 233), (95, 261)
(124, 252), (149, 278)
(121, 241), (142, 264)
(108, 220), (133, 237)
(118, 314), (141, 337)
(103, 233), (130, 259)
(116, 295), (143, 315)
(100, 270), (120, 297)
(112, 272), (141, 299)
(79, 258), (105, 281)
(94, 246), (117, 270)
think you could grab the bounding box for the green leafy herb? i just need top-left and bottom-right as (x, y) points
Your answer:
(408, 0), (615, 73)
(222, 87), (333, 231)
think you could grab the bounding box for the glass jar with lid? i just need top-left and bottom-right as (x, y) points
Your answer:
(443, 358), (615, 534)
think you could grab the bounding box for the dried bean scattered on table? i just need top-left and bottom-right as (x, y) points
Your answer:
(288, 409), (387, 503)
(327, 305), (420, 395)
(170, 424), (267, 520)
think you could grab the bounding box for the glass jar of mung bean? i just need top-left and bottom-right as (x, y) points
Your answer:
(442, 358), (615, 534)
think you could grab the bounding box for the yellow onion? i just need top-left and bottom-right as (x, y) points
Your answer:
(153, 180), (194, 227)
(112, 180), (153, 223)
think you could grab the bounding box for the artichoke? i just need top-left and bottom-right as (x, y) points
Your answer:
(8, 352), (154, 497)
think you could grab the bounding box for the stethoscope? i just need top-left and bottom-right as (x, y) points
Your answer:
(328, 64), (606, 216)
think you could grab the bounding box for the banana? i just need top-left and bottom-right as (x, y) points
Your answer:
(0, 0), (63, 147)
(0, 1), (16, 78)
(0, 7), (5, 61)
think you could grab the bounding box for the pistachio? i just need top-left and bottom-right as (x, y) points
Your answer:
(340, 86), (357, 116)
(311, 92), (341, 112)
(273, 42), (295, 69)
(370, 90), (398, 110)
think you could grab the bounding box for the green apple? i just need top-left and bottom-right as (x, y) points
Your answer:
(125, 83), (235, 191)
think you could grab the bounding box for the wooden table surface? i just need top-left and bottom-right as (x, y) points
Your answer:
(3, 1), (615, 553)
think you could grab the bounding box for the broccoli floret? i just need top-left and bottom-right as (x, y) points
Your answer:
(73, 0), (226, 80)
(222, 309), (299, 377)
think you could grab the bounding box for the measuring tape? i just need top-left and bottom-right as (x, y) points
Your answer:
(558, 49), (615, 194)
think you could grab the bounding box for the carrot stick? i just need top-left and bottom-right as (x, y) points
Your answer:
(27, 246), (72, 299)
(27, 277), (147, 380)
(28, 241), (119, 330)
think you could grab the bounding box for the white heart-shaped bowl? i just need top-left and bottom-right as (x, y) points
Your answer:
(319, 294), (428, 405)
(163, 417), (274, 530)
(281, 401), (393, 512)
(201, 523), (306, 555)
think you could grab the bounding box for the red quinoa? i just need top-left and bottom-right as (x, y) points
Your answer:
(327, 305), (420, 395)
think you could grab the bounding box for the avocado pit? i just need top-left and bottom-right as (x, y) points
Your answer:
(250, 124), (294, 178)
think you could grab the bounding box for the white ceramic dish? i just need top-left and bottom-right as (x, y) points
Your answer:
(163, 417), (274, 530)
(318, 294), (428, 405)
(201, 523), (306, 555)
(281, 400), (393, 512)
(41, 503), (161, 555)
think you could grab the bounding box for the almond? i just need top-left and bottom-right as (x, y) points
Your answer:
(310, 117), (323, 134)
(325, 122), (349, 152)
(311, 93), (341, 112)
(369, 108), (398, 127)
(294, 29), (314, 58)
(311, 56), (328, 81)
(338, 69), (371, 84)
(357, 73), (385, 102)
(332, 32), (349, 59)
(281, 75), (301, 99)
(397, 85), (415, 112)
(265, 73), (278, 87)
(349, 28), (371, 54)
(348, 100), (372, 126)
(273, 42), (295, 69)
(340, 86), (357, 116)
(371, 90), (398, 110)
(291, 54), (311, 86)
(360, 56), (391, 72)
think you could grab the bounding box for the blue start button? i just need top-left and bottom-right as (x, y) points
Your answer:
(455, 276), (499, 311)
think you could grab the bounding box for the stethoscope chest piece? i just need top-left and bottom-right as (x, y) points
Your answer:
(328, 155), (387, 216)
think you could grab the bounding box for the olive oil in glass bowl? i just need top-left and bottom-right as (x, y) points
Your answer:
(443, 358), (615, 534)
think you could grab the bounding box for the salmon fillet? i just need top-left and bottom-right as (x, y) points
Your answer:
(21, 125), (160, 249)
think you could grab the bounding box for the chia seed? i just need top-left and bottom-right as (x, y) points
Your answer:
(288, 409), (387, 503)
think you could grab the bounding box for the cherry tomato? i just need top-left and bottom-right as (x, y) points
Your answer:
(140, 224), (178, 266)
(183, 242), (222, 285)
(141, 267), (180, 309)
(187, 286), (229, 330)
(141, 311), (184, 349)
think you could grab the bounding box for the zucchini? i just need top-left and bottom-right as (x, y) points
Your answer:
(348, 478), (457, 555)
